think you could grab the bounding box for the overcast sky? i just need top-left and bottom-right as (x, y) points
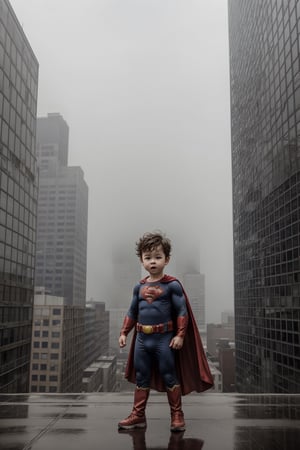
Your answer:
(10, 0), (233, 323)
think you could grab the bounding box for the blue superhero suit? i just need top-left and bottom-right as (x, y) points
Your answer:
(125, 279), (188, 389)
(121, 275), (214, 395)
(118, 275), (214, 431)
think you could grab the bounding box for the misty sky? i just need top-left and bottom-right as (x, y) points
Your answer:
(10, 0), (233, 322)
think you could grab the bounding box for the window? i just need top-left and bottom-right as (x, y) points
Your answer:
(52, 308), (61, 315)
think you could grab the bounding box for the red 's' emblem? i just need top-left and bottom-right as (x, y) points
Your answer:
(141, 285), (164, 303)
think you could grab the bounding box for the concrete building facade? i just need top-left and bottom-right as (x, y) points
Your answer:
(30, 288), (84, 393)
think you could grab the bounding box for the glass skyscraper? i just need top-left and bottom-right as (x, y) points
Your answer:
(228, 0), (300, 392)
(35, 113), (88, 307)
(228, 0), (300, 393)
(0, 0), (39, 392)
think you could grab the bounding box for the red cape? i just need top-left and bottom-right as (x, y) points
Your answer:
(124, 275), (214, 395)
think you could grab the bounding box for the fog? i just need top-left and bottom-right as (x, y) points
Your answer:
(10, 0), (233, 323)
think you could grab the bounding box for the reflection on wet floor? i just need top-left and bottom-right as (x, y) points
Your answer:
(234, 426), (300, 450)
(0, 404), (28, 419)
(234, 394), (300, 419)
(0, 393), (299, 450)
(118, 429), (204, 450)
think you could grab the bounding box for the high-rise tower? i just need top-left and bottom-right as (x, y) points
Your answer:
(228, 0), (300, 392)
(35, 113), (88, 307)
(0, 0), (39, 392)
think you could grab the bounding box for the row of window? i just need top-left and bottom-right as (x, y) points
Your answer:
(32, 363), (58, 371)
(34, 319), (61, 327)
(31, 385), (57, 392)
(237, 340), (300, 358)
(32, 353), (60, 360)
(0, 218), (35, 248)
(34, 308), (61, 316)
(32, 375), (58, 382)
(0, 305), (31, 322)
(0, 241), (35, 263)
(0, 173), (36, 217)
(0, 256), (35, 279)
(0, 283), (33, 307)
(0, 324), (31, 346)
(34, 330), (60, 338)
(0, 8), (38, 86)
(0, 99), (37, 177)
(33, 342), (60, 349)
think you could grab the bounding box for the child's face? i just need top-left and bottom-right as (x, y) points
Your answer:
(141, 245), (169, 278)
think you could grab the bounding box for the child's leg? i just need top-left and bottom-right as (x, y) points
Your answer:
(118, 386), (150, 429)
(166, 385), (185, 432)
(118, 334), (151, 429)
(157, 334), (185, 432)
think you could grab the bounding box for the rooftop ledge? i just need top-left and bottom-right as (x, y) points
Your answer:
(0, 392), (299, 450)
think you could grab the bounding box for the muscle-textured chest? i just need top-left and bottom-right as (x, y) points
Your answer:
(139, 283), (170, 304)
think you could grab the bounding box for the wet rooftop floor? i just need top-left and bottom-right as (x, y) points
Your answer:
(0, 392), (299, 449)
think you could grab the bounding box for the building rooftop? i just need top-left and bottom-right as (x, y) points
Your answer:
(0, 392), (299, 449)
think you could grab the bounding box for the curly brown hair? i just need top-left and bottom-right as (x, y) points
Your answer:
(135, 232), (172, 259)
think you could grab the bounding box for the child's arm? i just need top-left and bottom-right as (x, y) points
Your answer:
(119, 284), (139, 347)
(169, 281), (188, 350)
(119, 316), (135, 347)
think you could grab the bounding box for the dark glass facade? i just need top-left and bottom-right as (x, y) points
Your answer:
(228, 0), (300, 392)
(0, 0), (39, 392)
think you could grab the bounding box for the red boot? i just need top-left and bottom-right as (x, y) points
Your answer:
(167, 385), (185, 432)
(118, 387), (150, 430)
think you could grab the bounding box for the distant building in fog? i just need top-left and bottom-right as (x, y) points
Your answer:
(110, 244), (141, 309)
(0, 0), (39, 393)
(82, 355), (117, 392)
(207, 361), (222, 393)
(218, 341), (236, 392)
(207, 322), (235, 358)
(35, 113), (88, 307)
(84, 301), (110, 369)
(182, 272), (205, 331)
(221, 310), (234, 326)
(229, 0), (300, 392)
(109, 307), (130, 356)
(30, 288), (84, 393)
